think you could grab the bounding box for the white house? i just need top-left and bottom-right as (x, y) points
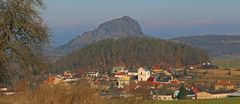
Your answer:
(87, 72), (99, 77)
(153, 95), (173, 101)
(212, 93), (229, 99)
(138, 67), (150, 81)
(127, 71), (138, 76)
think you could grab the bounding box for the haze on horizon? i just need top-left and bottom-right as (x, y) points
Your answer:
(43, 0), (240, 46)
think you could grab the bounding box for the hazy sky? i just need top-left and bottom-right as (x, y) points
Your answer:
(43, 0), (240, 46)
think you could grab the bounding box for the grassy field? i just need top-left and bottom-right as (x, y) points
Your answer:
(108, 97), (240, 104)
(211, 56), (240, 68)
(188, 68), (240, 85)
(1, 96), (240, 104)
(151, 97), (240, 104)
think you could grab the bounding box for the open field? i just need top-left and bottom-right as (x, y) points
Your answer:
(189, 68), (240, 85)
(151, 97), (240, 104)
(108, 97), (240, 104)
(211, 56), (240, 68)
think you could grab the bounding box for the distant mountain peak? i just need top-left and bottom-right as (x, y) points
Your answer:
(122, 15), (131, 19)
(56, 16), (146, 54)
(96, 16), (144, 36)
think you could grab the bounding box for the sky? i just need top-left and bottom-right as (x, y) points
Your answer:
(43, 0), (240, 46)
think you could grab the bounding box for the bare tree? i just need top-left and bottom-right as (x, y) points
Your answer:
(0, 0), (49, 85)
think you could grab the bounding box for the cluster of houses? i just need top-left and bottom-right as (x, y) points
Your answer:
(1, 64), (239, 101)
(20, 65), (238, 101)
(44, 71), (80, 85)
(85, 66), (240, 100)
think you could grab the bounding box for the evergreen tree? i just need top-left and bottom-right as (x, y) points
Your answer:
(177, 84), (188, 100)
(183, 68), (188, 76)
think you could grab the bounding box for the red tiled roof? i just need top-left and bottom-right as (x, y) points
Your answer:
(46, 76), (55, 83)
(115, 72), (126, 75)
(170, 80), (179, 84)
(191, 87), (200, 93)
(215, 80), (234, 86)
(147, 76), (155, 82)
(147, 81), (170, 85)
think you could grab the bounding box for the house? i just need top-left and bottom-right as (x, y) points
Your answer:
(45, 76), (63, 85)
(112, 67), (125, 73)
(117, 76), (130, 88)
(151, 86), (174, 101)
(152, 65), (163, 74)
(115, 72), (126, 78)
(0, 85), (7, 92)
(212, 93), (229, 99)
(210, 90), (237, 99)
(87, 71), (99, 77)
(153, 95), (173, 101)
(138, 67), (151, 81)
(196, 92), (213, 99)
(63, 71), (73, 78)
(154, 71), (173, 83)
(127, 70), (138, 76)
(0, 85), (16, 96)
(214, 80), (234, 90)
(153, 95), (173, 100)
(202, 62), (217, 69)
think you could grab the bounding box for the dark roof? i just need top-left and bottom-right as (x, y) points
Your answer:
(208, 90), (237, 94)
(152, 89), (173, 95)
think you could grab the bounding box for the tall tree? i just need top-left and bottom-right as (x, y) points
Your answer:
(0, 0), (49, 85)
(177, 84), (188, 100)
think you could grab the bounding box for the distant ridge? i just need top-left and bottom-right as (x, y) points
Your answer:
(55, 16), (147, 55)
(171, 34), (240, 56)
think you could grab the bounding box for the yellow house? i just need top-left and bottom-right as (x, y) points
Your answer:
(214, 80), (234, 90)
(196, 92), (213, 99)
(118, 76), (130, 88)
(212, 93), (229, 99)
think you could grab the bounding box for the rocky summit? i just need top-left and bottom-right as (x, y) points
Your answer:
(57, 16), (145, 54)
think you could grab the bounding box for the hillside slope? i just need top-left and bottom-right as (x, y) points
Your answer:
(53, 37), (209, 71)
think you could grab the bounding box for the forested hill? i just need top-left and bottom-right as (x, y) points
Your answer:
(172, 35), (240, 56)
(53, 37), (209, 71)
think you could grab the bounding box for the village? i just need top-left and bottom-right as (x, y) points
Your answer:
(2, 62), (238, 101)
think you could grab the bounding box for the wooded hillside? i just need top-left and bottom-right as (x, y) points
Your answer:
(52, 37), (209, 71)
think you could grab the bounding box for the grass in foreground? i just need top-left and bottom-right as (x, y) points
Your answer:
(0, 84), (239, 104)
(108, 97), (240, 104)
(0, 84), (105, 104)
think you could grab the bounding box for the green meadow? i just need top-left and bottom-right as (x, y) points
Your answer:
(211, 56), (240, 68)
